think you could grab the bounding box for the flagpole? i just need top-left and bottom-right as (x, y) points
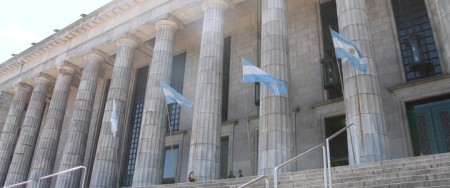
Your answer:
(353, 69), (362, 164)
(165, 104), (176, 179)
(330, 25), (358, 165)
(333, 57), (357, 164)
(241, 57), (254, 175)
(160, 81), (195, 180)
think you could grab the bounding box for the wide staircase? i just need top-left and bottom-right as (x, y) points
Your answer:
(143, 152), (450, 188)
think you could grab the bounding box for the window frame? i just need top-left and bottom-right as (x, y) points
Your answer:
(390, 0), (443, 81)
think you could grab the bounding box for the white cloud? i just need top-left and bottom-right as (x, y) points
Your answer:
(0, 23), (37, 46)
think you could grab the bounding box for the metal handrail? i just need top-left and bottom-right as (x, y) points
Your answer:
(237, 175), (269, 188)
(273, 144), (327, 188)
(37, 166), (87, 188)
(325, 123), (357, 188)
(2, 180), (33, 188)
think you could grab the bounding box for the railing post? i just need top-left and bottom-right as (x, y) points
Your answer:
(323, 145), (327, 188)
(274, 166), (279, 188)
(326, 137), (332, 188)
(272, 144), (324, 188)
(36, 166), (86, 188)
(352, 124), (360, 164)
(237, 175), (269, 188)
(325, 123), (356, 188)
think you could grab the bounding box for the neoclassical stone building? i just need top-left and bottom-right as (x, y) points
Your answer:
(0, 0), (449, 187)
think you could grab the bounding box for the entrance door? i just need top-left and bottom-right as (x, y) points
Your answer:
(325, 115), (348, 167)
(408, 100), (450, 156)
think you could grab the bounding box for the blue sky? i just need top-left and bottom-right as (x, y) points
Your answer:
(0, 0), (112, 63)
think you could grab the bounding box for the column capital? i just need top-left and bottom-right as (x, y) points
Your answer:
(58, 62), (79, 75)
(15, 82), (33, 93)
(84, 52), (106, 62)
(202, 0), (229, 11)
(34, 73), (55, 84)
(115, 37), (138, 48)
(155, 19), (181, 31)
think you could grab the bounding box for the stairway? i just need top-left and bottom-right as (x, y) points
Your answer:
(141, 152), (450, 188)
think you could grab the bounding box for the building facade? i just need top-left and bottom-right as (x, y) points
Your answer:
(0, 0), (449, 187)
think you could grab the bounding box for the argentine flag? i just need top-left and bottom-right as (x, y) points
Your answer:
(242, 58), (287, 95)
(161, 81), (192, 107)
(111, 99), (118, 137)
(330, 29), (367, 72)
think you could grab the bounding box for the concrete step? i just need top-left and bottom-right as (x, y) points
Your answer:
(143, 153), (450, 188)
(278, 160), (450, 184)
(279, 158), (450, 181)
(291, 172), (450, 188)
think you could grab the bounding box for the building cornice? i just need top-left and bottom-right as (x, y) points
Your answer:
(0, 0), (142, 75)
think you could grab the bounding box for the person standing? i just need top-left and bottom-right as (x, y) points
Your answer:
(188, 171), (196, 182)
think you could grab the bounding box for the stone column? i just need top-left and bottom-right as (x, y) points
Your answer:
(90, 37), (137, 188)
(0, 83), (32, 186)
(55, 53), (104, 188)
(188, 0), (228, 181)
(132, 19), (179, 186)
(27, 63), (77, 188)
(436, 0), (450, 72)
(4, 74), (53, 186)
(336, 0), (390, 163)
(0, 91), (14, 132)
(258, 0), (293, 175)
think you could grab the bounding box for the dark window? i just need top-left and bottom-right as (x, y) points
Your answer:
(392, 0), (441, 81)
(325, 115), (348, 167)
(220, 136), (230, 179)
(167, 53), (186, 132)
(255, 0), (262, 106)
(120, 66), (148, 186)
(162, 145), (179, 184)
(222, 37), (231, 122)
(320, 0), (338, 58)
(320, 0), (343, 99)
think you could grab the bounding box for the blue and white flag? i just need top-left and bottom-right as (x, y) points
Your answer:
(161, 81), (193, 107)
(111, 99), (118, 137)
(330, 29), (367, 72)
(242, 58), (287, 95)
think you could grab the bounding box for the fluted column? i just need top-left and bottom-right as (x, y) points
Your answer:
(132, 20), (179, 186)
(0, 91), (14, 132)
(188, 0), (228, 181)
(55, 53), (104, 188)
(258, 0), (293, 175)
(27, 63), (77, 188)
(90, 37), (137, 188)
(4, 74), (53, 186)
(0, 83), (33, 186)
(436, 0), (450, 72)
(336, 0), (390, 163)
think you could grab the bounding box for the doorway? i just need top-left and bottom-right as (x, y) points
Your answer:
(407, 98), (450, 156)
(325, 115), (349, 167)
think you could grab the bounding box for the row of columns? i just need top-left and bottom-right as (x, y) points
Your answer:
(5, 74), (53, 187)
(0, 0), (394, 187)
